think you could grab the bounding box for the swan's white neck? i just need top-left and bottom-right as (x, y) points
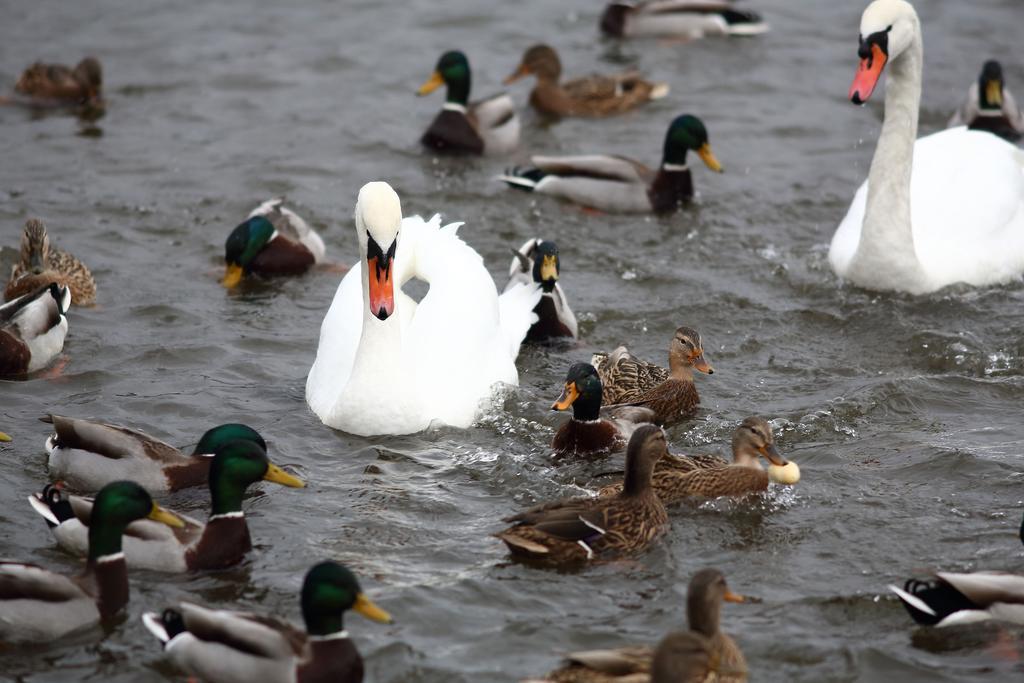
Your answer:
(850, 22), (929, 292)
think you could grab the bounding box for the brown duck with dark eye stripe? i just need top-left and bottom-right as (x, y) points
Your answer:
(496, 425), (669, 567)
(599, 417), (786, 503)
(593, 326), (714, 426)
(5, 219), (96, 305)
(504, 44), (668, 118)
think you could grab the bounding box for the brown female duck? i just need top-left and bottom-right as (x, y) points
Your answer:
(601, 417), (787, 503)
(526, 568), (748, 683)
(551, 362), (653, 457)
(593, 326), (713, 426)
(496, 425), (669, 567)
(504, 44), (667, 118)
(5, 218), (96, 305)
(14, 57), (102, 105)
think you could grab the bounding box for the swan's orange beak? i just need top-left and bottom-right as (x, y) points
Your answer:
(850, 43), (887, 104)
(367, 254), (395, 321)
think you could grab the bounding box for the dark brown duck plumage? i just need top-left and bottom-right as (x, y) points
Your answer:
(594, 326), (713, 426)
(14, 57), (103, 105)
(599, 417), (787, 503)
(496, 425), (669, 567)
(504, 45), (668, 118)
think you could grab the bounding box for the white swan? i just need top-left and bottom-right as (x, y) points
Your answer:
(306, 182), (542, 436)
(830, 0), (1024, 294)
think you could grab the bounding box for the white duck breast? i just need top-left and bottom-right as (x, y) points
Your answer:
(306, 182), (541, 436)
(505, 237), (578, 340)
(248, 197), (326, 262)
(831, 0), (1024, 294)
(0, 284), (70, 374)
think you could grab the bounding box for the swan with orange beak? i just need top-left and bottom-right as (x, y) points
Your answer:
(306, 182), (542, 435)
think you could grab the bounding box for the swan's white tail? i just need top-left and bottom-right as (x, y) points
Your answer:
(498, 282), (541, 360)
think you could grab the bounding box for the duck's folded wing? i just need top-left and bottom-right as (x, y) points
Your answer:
(0, 562), (86, 602)
(179, 602), (304, 659)
(565, 646), (652, 675)
(41, 414), (180, 462)
(937, 572), (1024, 608)
(471, 93), (517, 129)
(531, 155), (649, 183)
(1003, 89), (1024, 132)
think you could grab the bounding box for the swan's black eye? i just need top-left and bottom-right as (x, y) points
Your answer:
(886, 24), (893, 32)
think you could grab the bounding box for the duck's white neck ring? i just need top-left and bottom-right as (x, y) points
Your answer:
(661, 163), (689, 172)
(443, 102), (468, 114)
(209, 511), (245, 521)
(309, 630), (350, 642)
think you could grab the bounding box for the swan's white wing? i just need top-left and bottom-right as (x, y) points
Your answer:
(305, 266), (362, 420)
(831, 127), (1024, 291)
(498, 282), (541, 360)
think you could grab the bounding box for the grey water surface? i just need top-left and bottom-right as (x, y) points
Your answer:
(2, 0), (1024, 680)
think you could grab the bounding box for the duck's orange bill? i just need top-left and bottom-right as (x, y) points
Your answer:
(552, 381), (580, 411)
(691, 352), (714, 375)
(503, 63), (529, 85)
(368, 255), (395, 321)
(850, 44), (887, 104)
(724, 590), (746, 604)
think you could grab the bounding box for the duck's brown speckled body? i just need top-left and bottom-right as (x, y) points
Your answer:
(504, 45), (667, 118)
(5, 219), (96, 305)
(600, 417), (787, 504)
(594, 326), (713, 426)
(497, 426), (669, 567)
(14, 57), (103, 105)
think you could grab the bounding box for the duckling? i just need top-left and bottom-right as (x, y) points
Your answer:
(496, 425), (669, 566)
(526, 568), (747, 682)
(30, 440), (304, 572)
(5, 218), (96, 305)
(142, 560), (392, 683)
(417, 50), (520, 155)
(505, 238), (578, 342)
(222, 198), (326, 288)
(551, 362), (654, 457)
(594, 326), (713, 426)
(14, 57), (103, 105)
(889, 508), (1024, 626)
(500, 114), (722, 214)
(948, 60), (1024, 142)
(503, 44), (668, 118)
(0, 480), (183, 643)
(600, 417), (788, 502)
(42, 413), (266, 492)
(0, 283), (70, 377)
(600, 1), (769, 40)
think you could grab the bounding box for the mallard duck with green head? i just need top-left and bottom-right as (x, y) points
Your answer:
(42, 413), (266, 492)
(0, 480), (183, 643)
(222, 198), (326, 288)
(948, 60), (1023, 142)
(417, 50), (520, 155)
(496, 425), (669, 566)
(505, 238), (578, 342)
(5, 218), (96, 305)
(31, 440), (304, 572)
(551, 362), (654, 457)
(503, 44), (668, 118)
(600, 417), (789, 502)
(526, 568), (748, 682)
(143, 560), (392, 683)
(594, 326), (714, 426)
(0, 283), (70, 378)
(500, 114), (722, 214)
